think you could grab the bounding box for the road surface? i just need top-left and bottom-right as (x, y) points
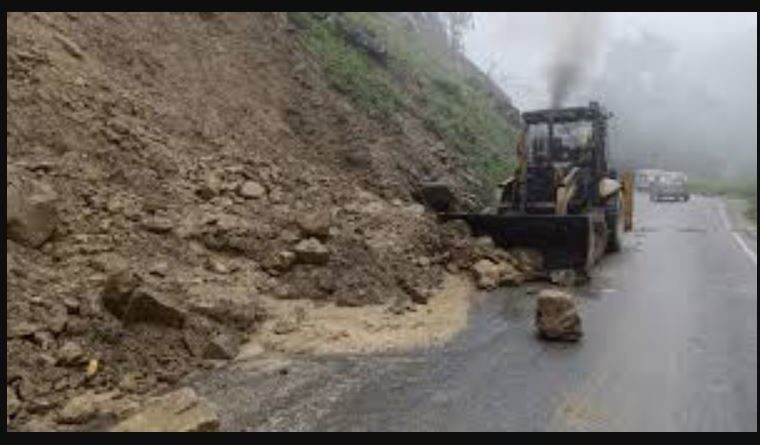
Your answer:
(194, 194), (757, 432)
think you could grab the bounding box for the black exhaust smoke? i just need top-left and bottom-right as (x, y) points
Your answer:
(547, 12), (606, 108)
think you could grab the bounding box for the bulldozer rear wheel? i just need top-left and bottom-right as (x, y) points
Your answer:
(607, 196), (624, 253)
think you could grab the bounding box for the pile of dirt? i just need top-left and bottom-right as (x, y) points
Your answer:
(6, 12), (533, 431)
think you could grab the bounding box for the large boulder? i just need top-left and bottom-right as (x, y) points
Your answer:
(535, 289), (583, 342)
(102, 271), (185, 328)
(122, 288), (186, 328)
(7, 172), (58, 248)
(111, 388), (220, 432)
(185, 284), (259, 331)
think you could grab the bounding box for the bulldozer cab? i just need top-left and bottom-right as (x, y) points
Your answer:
(438, 102), (630, 273)
(527, 121), (592, 166)
(506, 102), (612, 215)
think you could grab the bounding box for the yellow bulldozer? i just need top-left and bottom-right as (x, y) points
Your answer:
(433, 102), (634, 274)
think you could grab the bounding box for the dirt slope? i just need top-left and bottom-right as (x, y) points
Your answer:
(6, 12), (527, 431)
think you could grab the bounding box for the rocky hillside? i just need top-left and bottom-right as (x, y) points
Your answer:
(6, 12), (525, 431)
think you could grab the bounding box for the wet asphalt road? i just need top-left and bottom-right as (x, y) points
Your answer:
(195, 194), (757, 432)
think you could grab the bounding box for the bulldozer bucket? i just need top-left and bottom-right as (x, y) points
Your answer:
(441, 212), (608, 272)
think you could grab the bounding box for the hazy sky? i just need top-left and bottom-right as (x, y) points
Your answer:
(464, 12), (758, 109)
(463, 12), (757, 178)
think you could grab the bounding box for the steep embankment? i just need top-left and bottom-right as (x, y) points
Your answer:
(6, 12), (524, 431)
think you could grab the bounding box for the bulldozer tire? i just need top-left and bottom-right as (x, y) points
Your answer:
(607, 200), (624, 253)
(608, 216), (623, 253)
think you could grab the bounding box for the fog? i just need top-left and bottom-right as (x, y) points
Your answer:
(464, 12), (757, 181)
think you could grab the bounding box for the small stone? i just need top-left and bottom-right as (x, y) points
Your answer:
(141, 215), (174, 234)
(272, 250), (296, 272)
(197, 172), (221, 200)
(296, 211), (331, 238)
(293, 238), (330, 265)
(205, 258), (229, 275)
(63, 298), (81, 314)
(57, 341), (86, 366)
(203, 331), (241, 360)
(237, 181), (266, 199)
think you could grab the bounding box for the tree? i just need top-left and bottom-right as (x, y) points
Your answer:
(441, 12), (474, 54)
